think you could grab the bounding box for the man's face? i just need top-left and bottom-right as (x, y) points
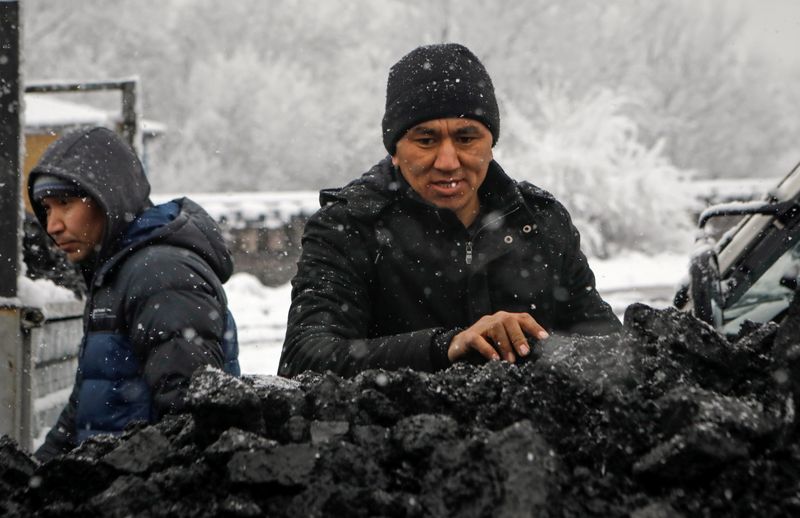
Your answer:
(392, 118), (493, 227)
(40, 196), (105, 263)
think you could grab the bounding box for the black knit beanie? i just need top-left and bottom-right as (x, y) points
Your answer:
(382, 43), (500, 155)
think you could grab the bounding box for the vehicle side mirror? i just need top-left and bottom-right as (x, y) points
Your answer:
(780, 274), (798, 292)
(688, 248), (723, 326)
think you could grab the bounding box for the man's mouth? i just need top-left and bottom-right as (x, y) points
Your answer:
(56, 241), (79, 252)
(429, 178), (463, 196)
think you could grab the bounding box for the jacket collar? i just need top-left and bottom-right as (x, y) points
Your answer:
(319, 157), (402, 220)
(477, 160), (527, 213)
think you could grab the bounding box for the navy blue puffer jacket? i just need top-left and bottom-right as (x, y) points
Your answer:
(28, 128), (239, 461)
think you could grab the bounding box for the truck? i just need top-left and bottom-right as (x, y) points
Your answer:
(674, 161), (800, 335)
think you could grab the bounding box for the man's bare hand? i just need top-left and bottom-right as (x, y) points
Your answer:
(447, 311), (549, 364)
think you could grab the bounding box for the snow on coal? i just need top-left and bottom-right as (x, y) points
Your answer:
(3, 301), (800, 517)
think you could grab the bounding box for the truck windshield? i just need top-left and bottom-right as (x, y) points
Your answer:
(722, 237), (800, 334)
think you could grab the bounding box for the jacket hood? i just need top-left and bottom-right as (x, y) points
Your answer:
(28, 127), (152, 264)
(94, 197), (234, 287)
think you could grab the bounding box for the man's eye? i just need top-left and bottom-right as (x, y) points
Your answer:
(457, 136), (476, 144)
(416, 138), (435, 146)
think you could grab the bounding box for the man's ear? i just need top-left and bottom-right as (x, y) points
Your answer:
(391, 155), (399, 166)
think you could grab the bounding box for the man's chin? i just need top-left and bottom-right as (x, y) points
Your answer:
(65, 253), (86, 264)
(67, 249), (96, 265)
(434, 198), (468, 215)
(429, 193), (463, 208)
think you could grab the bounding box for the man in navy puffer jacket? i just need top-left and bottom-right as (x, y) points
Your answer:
(28, 127), (240, 462)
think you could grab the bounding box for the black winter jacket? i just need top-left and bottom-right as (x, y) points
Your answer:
(279, 158), (620, 378)
(28, 128), (238, 462)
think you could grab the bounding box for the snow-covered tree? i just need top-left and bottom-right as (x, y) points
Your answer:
(22, 0), (800, 254)
(498, 87), (693, 258)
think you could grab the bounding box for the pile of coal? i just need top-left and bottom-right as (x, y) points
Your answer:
(3, 301), (800, 517)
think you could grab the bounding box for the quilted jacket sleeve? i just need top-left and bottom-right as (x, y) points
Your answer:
(122, 245), (226, 417)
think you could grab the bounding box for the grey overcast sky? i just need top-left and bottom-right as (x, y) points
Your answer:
(740, 0), (800, 71)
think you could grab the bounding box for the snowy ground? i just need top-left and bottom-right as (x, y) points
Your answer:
(226, 274), (293, 376)
(228, 251), (689, 375)
(592, 251), (688, 317)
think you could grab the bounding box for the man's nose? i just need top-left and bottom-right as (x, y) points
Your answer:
(46, 213), (65, 236)
(433, 138), (460, 171)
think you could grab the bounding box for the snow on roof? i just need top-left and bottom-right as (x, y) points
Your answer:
(151, 191), (320, 229)
(24, 93), (166, 136)
(25, 93), (113, 128)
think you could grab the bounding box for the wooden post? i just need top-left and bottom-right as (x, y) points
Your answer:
(0, 0), (27, 447)
(0, 0), (21, 298)
(120, 78), (142, 156)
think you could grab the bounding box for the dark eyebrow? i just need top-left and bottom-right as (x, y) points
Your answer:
(407, 124), (483, 136)
(407, 125), (439, 136)
(454, 125), (482, 135)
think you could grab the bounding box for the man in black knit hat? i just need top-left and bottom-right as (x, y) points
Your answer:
(280, 43), (620, 378)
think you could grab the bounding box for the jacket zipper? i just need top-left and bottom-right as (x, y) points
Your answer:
(464, 206), (520, 265)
